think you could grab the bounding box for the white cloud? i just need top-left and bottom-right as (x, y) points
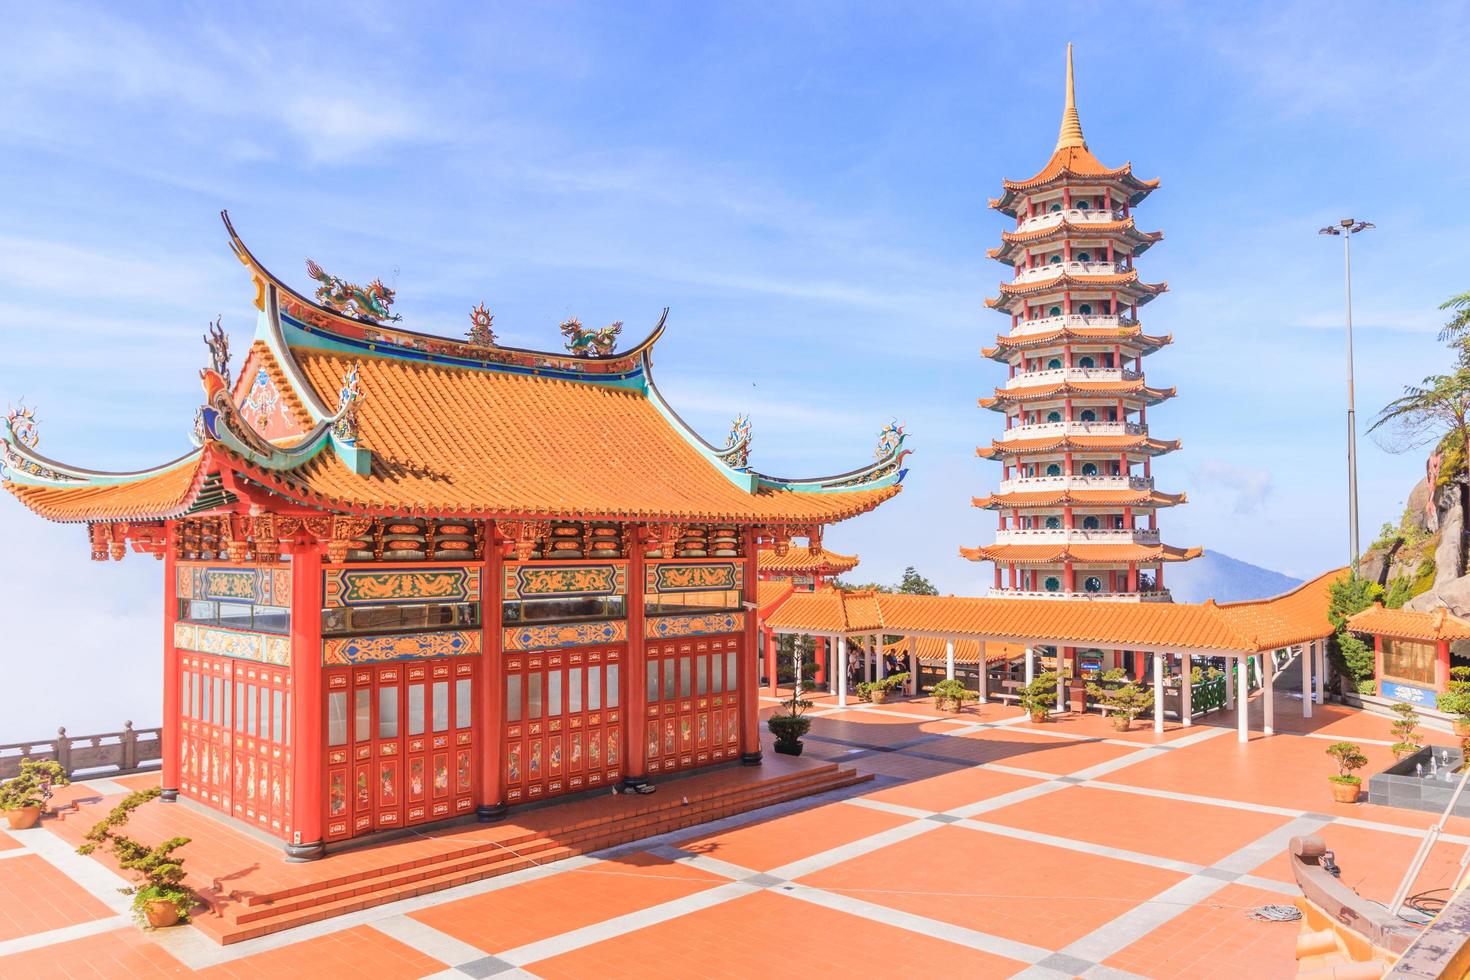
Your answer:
(1192, 459), (1275, 515)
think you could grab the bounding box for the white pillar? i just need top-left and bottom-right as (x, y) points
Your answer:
(1237, 653), (1249, 743)
(1225, 659), (1236, 710)
(1301, 642), (1313, 718)
(795, 638), (803, 692)
(1153, 651), (1165, 734)
(945, 638), (956, 682)
(836, 637), (848, 708)
(1264, 647), (1275, 736)
(907, 635), (917, 695)
(1181, 653), (1193, 726)
(876, 633), (886, 681)
(1324, 640), (1331, 702)
(976, 641), (988, 703)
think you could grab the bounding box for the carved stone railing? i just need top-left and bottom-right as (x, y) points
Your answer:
(0, 722), (162, 781)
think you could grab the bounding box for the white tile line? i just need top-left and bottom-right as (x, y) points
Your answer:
(954, 818), (1206, 877)
(2, 824), (134, 916)
(0, 847), (32, 860)
(0, 914), (131, 958)
(369, 914), (490, 970)
(767, 818), (943, 881)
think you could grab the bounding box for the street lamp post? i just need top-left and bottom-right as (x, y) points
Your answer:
(1319, 218), (1374, 575)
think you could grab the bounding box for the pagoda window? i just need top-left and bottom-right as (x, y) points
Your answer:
(1076, 252), (1092, 263)
(1047, 357), (1062, 369)
(1076, 200), (1090, 210)
(1045, 463), (1062, 476)
(1077, 303), (1093, 315)
(1084, 576), (1103, 593)
(1044, 576), (1062, 592)
(1048, 305), (1062, 316)
(1077, 356), (1095, 368)
(1081, 462), (1099, 476)
(181, 599), (291, 635)
(324, 601), (481, 635)
(1046, 410), (1062, 423)
(1045, 516), (1061, 529)
(1082, 516), (1100, 529)
(1048, 254), (1062, 265)
(1079, 409), (1097, 422)
(1049, 202), (1062, 212)
(503, 596), (623, 624)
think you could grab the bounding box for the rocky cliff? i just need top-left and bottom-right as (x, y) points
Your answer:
(1360, 469), (1470, 615)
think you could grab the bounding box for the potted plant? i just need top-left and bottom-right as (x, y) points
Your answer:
(78, 788), (194, 928)
(0, 758), (70, 829)
(1389, 702), (1424, 761)
(932, 679), (972, 713)
(870, 673), (909, 704)
(855, 681), (874, 703)
(1442, 667), (1470, 737)
(1325, 741), (1368, 804)
(767, 682), (814, 756)
(1086, 668), (1156, 732)
(1018, 671), (1058, 723)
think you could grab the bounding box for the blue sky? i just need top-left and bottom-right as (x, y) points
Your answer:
(2, 1), (1468, 738)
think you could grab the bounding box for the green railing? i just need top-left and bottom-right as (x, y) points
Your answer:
(1192, 676), (1227, 712)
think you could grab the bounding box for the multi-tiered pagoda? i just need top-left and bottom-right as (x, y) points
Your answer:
(963, 45), (1199, 602)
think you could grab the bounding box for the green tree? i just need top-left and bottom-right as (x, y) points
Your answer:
(1326, 574), (1382, 688)
(1437, 289), (1470, 354)
(897, 566), (939, 595)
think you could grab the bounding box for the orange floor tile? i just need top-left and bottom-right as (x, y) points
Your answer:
(0, 854), (116, 942)
(927, 724), (1138, 776)
(1248, 822), (1468, 906)
(409, 851), (723, 954)
(1102, 883), (1303, 980)
(0, 926), (187, 979)
(797, 824), (1185, 949)
(196, 924), (443, 979)
(524, 890), (1027, 979)
(673, 797), (911, 871)
(864, 763), (1043, 813)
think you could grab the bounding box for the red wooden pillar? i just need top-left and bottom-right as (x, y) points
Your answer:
(622, 525), (650, 789)
(738, 529), (763, 764)
(160, 524), (181, 803)
(286, 538), (324, 861)
(1437, 639), (1450, 696)
(1373, 635), (1384, 686)
(814, 637), (827, 685)
(477, 522), (508, 818)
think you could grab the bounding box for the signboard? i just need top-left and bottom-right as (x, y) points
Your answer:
(1381, 679), (1438, 709)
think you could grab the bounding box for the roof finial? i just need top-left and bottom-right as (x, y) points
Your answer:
(1055, 42), (1087, 152)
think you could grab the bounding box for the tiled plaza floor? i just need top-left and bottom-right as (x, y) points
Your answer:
(0, 682), (1458, 978)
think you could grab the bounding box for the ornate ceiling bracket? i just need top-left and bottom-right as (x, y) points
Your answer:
(501, 519), (552, 562)
(642, 523), (687, 557)
(88, 521), (166, 561)
(301, 515), (374, 564)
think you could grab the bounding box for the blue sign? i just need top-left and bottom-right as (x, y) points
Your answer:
(1382, 680), (1438, 708)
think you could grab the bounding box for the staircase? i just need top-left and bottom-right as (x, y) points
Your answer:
(192, 760), (868, 944)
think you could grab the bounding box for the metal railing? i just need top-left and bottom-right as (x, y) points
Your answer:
(0, 722), (162, 781)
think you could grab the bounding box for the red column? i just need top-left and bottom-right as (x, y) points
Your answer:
(994, 564), (1002, 590)
(765, 628), (778, 696)
(160, 525), (181, 802)
(738, 529), (762, 765)
(814, 637), (827, 686)
(286, 538), (324, 860)
(477, 522), (508, 818)
(1437, 639), (1450, 696)
(1064, 561), (1075, 592)
(1374, 635), (1384, 686)
(622, 525), (650, 788)
(1127, 563), (1139, 592)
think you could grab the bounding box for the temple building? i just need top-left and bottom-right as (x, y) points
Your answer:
(754, 539), (859, 694)
(0, 213), (906, 860)
(963, 45), (1199, 604)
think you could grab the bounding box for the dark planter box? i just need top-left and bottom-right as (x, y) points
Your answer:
(1367, 746), (1470, 816)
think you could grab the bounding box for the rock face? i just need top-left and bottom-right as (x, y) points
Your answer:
(1433, 481), (1466, 589)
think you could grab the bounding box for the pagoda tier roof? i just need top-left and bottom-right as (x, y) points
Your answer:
(959, 542), (1202, 565)
(758, 544), (860, 575)
(988, 219), (1162, 263)
(983, 326), (1172, 360)
(976, 434), (1180, 460)
(988, 47), (1159, 218)
(1345, 603), (1470, 643)
(971, 488), (1186, 509)
(757, 579), (796, 616)
(2, 214), (908, 527)
(985, 270), (1168, 313)
(979, 379), (1176, 410)
(765, 567), (1344, 655)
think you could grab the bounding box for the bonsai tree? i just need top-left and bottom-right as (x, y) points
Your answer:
(1389, 702), (1424, 760)
(0, 758), (70, 828)
(855, 681), (875, 703)
(1325, 741), (1369, 804)
(1018, 671), (1058, 722)
(767, 681), (815, 755)
(871, 672), (909, 702)
(932, 678), (972, 713)
(78, 788), (194, 927)
(1086, 668), (1156, 732)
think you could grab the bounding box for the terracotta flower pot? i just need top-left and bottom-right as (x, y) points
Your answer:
(1330, 779), (1360, 804)
(143, 900), (180, 929)
(3, 806), (41, 830)
(1111, 715), (1132, 732)
(1029, 708), (1048, 723)
(938, 699), (959, 713)
(871, 690), (888, 704)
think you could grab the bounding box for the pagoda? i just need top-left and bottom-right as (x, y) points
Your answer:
(0, 213), (906, 860)
(962, 44), (1199, 604)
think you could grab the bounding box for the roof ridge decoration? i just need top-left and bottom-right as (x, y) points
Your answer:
(305, 258), (401, 323)
(715, 414), (752, 471)
(1056, 42), (1086, 152)
(204, 316), (231, 387)
(559, 317), (623, 358)
(467, 304), (497, 348)
(1, 404), (80, 484)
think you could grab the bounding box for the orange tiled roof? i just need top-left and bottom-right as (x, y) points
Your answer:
(766, 572), (1340, 654)
(1346, 602), (1470, 643)
(756, 579), (795, 616)
(758, 545), (860, 575)
(882, 635), (1017, 664)
(991, 217), (1160, 249)
(980, 379), (1176, 409)
(972, 489), (1185, 509)
(976, 434), (1180, 459)
(982, 327), (1172, 360)
(992, 268), (1161, 297)
(959, 542), (1202, 565)
(6, 455), (210, 523)
(988, 148), (1160, 216)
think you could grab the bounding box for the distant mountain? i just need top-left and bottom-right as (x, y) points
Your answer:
(1166, 550), (1303, 604)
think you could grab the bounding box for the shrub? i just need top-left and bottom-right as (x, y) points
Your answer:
(0, 758), (70, 812)
(1086, 668), (1155, 728)
(1389, 702), (1423, 760)
(78, 788), (194, 925)
(855, 681), (874, 703)
(932, 679), (971, 708)
(1357, 679), (1377, 696)
(1019, 671), (1059, 719)
(877, 672), (909, 694)
(1326, 742), (1369, 785)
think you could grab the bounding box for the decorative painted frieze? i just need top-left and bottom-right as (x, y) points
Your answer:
(644, 612), (745, 639)
(323, 565), (480, 608)
(176, 563), (292, 605)
(502, 563), (627, 600)
(502, 620), (628, 652)
(174, 622), (290, 665)
(644, 561), (742, 594)
(322, 629), (481, 665)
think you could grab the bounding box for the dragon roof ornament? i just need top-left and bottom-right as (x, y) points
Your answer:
(204, 316), (231, 387)
(332, 361), (363, 445)
(560, 317), (622, 357)
(305, 258), (401, 323)
(714, 414), (752, 471)
(875, 420), (905, 459)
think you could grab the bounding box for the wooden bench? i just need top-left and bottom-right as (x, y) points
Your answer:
(993, 679), (1022, 703)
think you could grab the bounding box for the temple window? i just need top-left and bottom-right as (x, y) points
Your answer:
(1045, 516), (1061, 529)
(502, 596), (623, 624)
(1046, 410), (1062, 423)
(1049, 305), (1062, 316)
(1047, 357), (1062, 369)
(1084, 576), (1103, 593)
(646, 588), (743, 616)
(1082, 516), (1100, 529)
(1081, 462), (1099, 476)
(1078, 356), (1095, 368)
(1080, 409), (1097, 422)
(1382, 638), (1436, 686)
(1076, 252), (1092, 262)
(1049, 202), (1062, 212)
(1044, 576), (1061, 592)
(1076, 200), (1090, 210)
(181, 599), (291, 635)
(1049, 254), (1063, 265)
(1077, 303), (1093, 315)
(323, 601), (481, 634)
(1045, 463), (1062, 476)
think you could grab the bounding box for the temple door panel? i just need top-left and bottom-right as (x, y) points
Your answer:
(646, 635), (740, 775)
(231, 661), (292, 837)
(504, 645), (621, 805)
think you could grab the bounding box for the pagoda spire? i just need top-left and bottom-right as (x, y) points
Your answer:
(1054, 42), (1087, 152)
